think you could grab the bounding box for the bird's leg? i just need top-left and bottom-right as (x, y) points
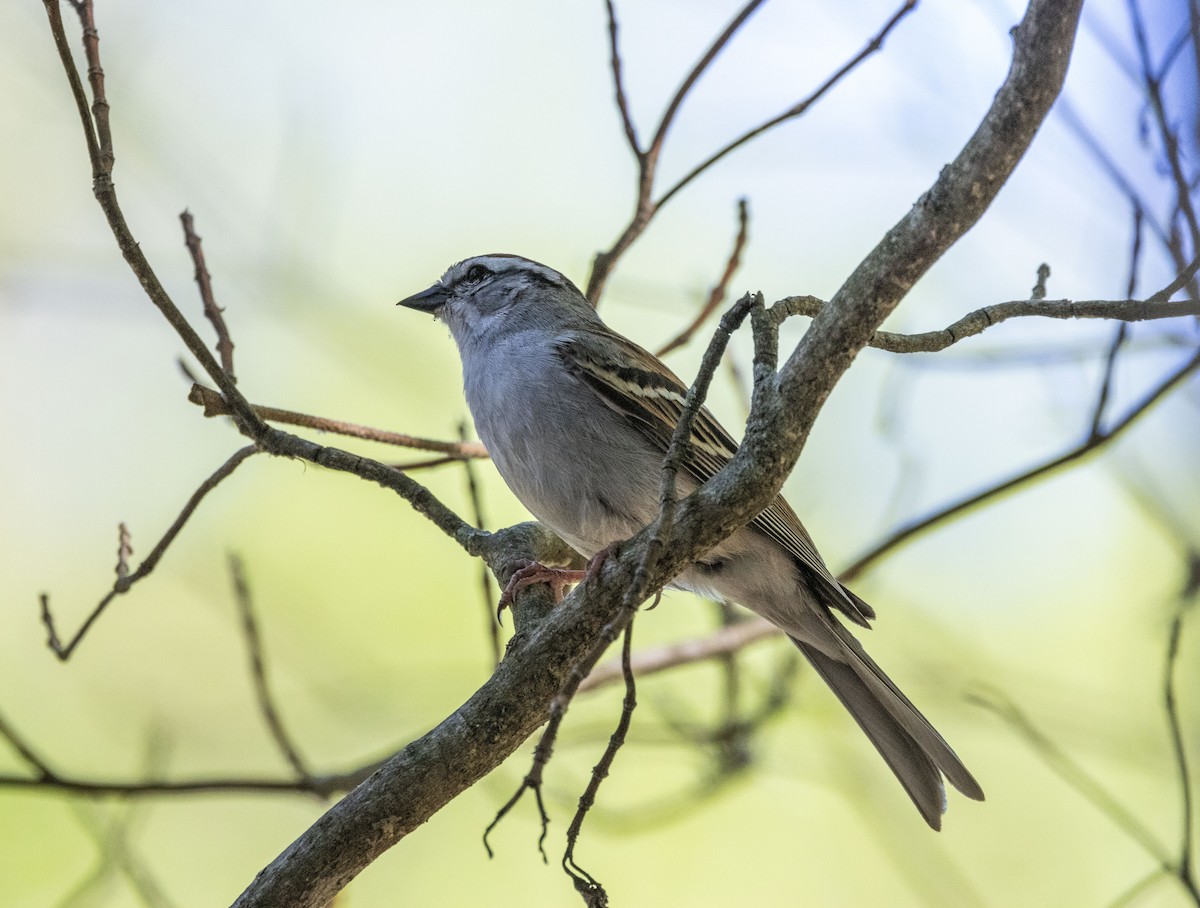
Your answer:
(495, 544), (618, 623)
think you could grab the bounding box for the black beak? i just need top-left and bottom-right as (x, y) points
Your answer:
(397, 284), (448, 314)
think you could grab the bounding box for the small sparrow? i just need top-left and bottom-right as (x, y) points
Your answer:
(399, 253), (983, 828)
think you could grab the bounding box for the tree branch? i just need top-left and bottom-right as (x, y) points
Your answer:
(188, 384), (487, 459)
(775, 289), (1200, 354)
(39, 445), (259, 660)
(656, 198), (751, 357)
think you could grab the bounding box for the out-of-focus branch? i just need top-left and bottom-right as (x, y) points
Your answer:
(459, 423), (502, 669)
(656, 198), (751, 357)
(841, 343), (1200, 582)
(1128, 0), (1200, 251)
(579, 615), (777, 693)
(229, 555), (311, 783)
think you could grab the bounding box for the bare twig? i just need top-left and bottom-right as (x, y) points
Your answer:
(1057, 98), (1172, 251)
(654, 0), (918, 210)
(45, 0), (480, 564)
(187, 384), (487, 459)
(482, 705), (561, 863)
(562, 620), (636, 907)
(460, 422), (502, 668)
(656, 198), (751, 357)
(1031, 262), (1051, 300)
(40, 446), (260, 660)
(842, 344), (1200, 582)
(1089, 207), (1143, 439)
(644, 0), (768, 167)
(634, 294), (761, 609)
(1128, 0), (1200, 251)
(0, 771), (359, 799)
(114, 522), (132, 580)
(972, 607), (1200, 908)
(180, 210), (235, 379)
(42, 0), (259, 434)
(579, 616), (776, 693)
(1105, 870), (1171, 908)
(585, 0), (912, 303)
(969, 686), (1173, 868)
(64, 0), (111, 170)
(392, 455), (461, 471)
(59, 735), (182, 908)
(603, 0), (639, 155)
(229, 555), (311, 782)
(775, 288), (1200, 355)
(1163, 554), (1199, 899)
(63, 802), (182, 908)
(0, 707), (59, 780)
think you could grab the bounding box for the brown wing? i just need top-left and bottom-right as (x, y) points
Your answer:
(555, 329), (874, 626)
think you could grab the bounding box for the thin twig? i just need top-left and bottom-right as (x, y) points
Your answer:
(603, 0), (639, 155)
(562, 620), (636, 907)
(1057, 98), (1172, 252)
(392, 455), (461, 471)
(1128, 0), (1200, 251)
(841, 344), (1200, 582)
(46, 0), (482, 580)
(66, 0), (112, 171)
(656, 198), (751, 357)
(460, 422), (502, 668)
(482, 707), (561, 863)
(579, 616), (776, 693)
(229, 555), (311, 783)
(180, 210), (235, 379)
(188, 384), (487, 458)
(61, 735), (182, 908)
(1105, 870), (1170, 908)
(585, 0), (911, 303)
(0, 772), (353, 798)
(775, 288), (1200, 355)
(644, 0), (768, 165)
(632, 294), (761, 608)
(41, 0), (260, 433)
(0, 708), (59, 780)
(1164, 555), (1198, 898)
(656, 0), (918, 210)
(40, 446), (260, 660)
(1090, 207), (1144, 439)
(968, 686), (1174, 868)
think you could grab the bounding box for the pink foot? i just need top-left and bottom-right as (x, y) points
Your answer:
(497, 561), (586, 622)
(495, 545), (618, 622)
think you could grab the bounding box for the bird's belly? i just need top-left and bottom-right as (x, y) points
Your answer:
(468, 359), (662, 557)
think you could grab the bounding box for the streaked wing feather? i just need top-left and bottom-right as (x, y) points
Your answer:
(555, 330), (870, 624)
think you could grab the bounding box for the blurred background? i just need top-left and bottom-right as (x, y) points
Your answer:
(1, 0), (1197, 905)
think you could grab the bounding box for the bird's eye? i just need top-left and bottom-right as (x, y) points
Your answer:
(465, 264), (493, 283)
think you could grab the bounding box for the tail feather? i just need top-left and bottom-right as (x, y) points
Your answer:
(793, 633), (984, 829)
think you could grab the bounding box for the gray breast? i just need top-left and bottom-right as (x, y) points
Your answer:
(462, 333), (662, 557)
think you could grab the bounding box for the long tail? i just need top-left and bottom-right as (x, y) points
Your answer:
(792, 630), (984, 829)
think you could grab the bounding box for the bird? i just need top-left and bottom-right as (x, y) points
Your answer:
(398, 253), (984, 828)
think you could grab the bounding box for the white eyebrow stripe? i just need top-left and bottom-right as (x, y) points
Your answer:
(443, 254), (567, 287)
